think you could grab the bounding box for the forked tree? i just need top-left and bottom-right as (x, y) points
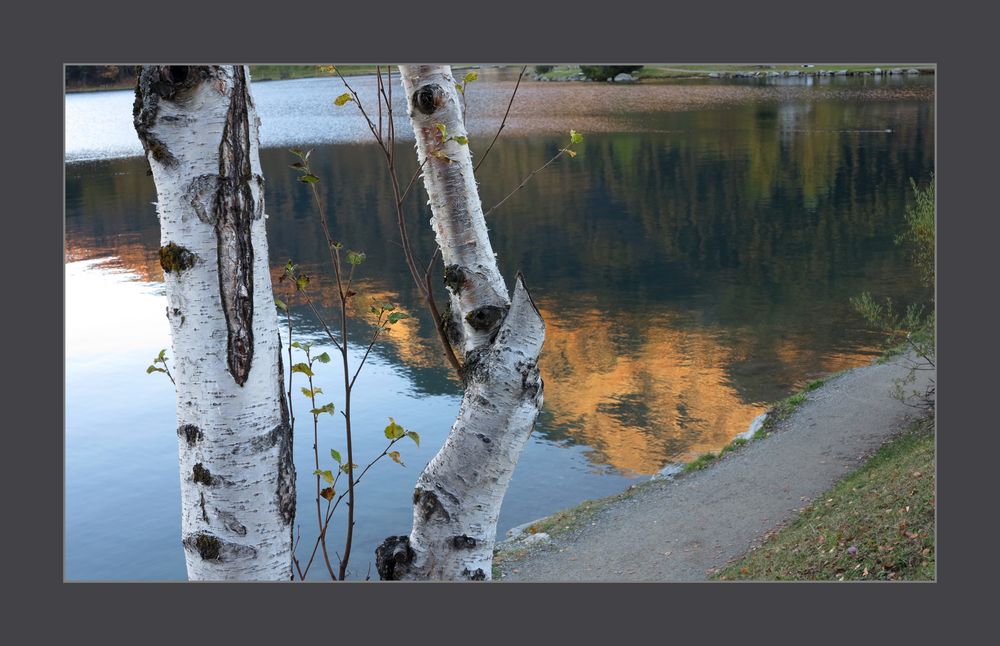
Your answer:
(375, 65), (546, 581)
(134, 65), (295, 581)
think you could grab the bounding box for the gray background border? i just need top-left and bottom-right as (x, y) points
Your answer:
(11, 0), (994, 640)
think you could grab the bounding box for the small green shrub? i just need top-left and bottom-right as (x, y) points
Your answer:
(579, 65), (644, 81)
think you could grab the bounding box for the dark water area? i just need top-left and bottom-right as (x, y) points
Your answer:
(65, 73), (934, 579)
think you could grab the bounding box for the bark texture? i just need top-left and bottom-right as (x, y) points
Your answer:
(135, 65), (294, 581)
(377, 65), (545, 581)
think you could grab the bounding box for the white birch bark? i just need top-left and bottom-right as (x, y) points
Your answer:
(376, 65), (545, 581)
(134, 66), (295, 581)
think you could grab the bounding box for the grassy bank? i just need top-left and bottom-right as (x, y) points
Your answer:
(713, 413), (935, 581)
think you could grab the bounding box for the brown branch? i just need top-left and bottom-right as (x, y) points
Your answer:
(474, 65), (526, 173)
(425, 259), (463, 375)
(484, 147), (570, 217)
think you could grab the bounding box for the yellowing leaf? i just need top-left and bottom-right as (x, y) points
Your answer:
(388, 451), (405, 466)
(334, 92), (354, 106)
(313, 469), (335, 484)
(570, 129), (583, 144)
(384, 418), (406, 440)
(463, 71), (478, 84)
(320, 487), (335, 501)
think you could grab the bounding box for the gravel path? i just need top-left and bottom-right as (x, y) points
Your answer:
(496, 355), (935, 582)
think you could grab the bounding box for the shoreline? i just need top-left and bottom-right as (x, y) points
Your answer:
(65, 63), (934, 94)
(493, 353), (934, 581)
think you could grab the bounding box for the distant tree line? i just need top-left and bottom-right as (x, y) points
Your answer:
(66, 65), (138, 90)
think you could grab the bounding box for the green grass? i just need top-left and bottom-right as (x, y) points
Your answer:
(682, 452), (719, 473)
(713, 414), (935, 581)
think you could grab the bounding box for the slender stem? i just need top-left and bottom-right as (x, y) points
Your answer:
(301, 292), (343, 353)
(387, 166), (428, 298)
(474, 65), (526, 173)
(484, 148), (569, 218)
(376, 66), (383, 144)
(349, 312), (386, 390)
(333, 67), (386, 153)
(398, 157), (429, 204)
(338, 287), (356, 580)
(425, 260), (463, 375)
(308, 182), (345, 303)
(307, 354), (337, 580)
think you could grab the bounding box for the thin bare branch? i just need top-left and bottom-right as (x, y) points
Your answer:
(484, 147), (570, 218)
(474, 65), (526, 173)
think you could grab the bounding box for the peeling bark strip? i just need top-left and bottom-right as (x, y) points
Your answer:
(137, 66), (293, 581)
(215, 66), (258, 387)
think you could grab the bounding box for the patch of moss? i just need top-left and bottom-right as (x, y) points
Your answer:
(159, 242), (197, 274)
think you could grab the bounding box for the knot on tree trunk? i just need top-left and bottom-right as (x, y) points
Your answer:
(375, 536), (415, 580)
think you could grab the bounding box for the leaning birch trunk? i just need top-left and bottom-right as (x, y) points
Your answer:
(134, 66), (295, 581)
(375, 65), (545, 581)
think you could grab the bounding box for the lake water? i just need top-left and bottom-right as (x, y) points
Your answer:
(65, 69), (935, 580)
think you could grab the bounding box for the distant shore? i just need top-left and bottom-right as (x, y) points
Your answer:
(64, 64), (935, 94)
(530, 63), (935, 83)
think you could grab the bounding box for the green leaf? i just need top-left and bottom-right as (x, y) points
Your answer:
(290, 162), (306, 170)
(297, 174), (320, 184)
(463, 71), (478, 84)
(435, 123), (448, 140)
(330, 448), (342, 464)
(320, 487), (335, 501)
(452, 135), (468, 146)
(346, 250), (366, 266)
(315, 352), (332, 364)
(295, 274), (310, 291)
(570, 129), (583, 144)
(274, 297), (287, 312)
(289, 148), (304, 157)
(387, 312), (409, 324)
(157, 349), (168, 362)
(290, 362), (314, 377)
(334, 92), (354, 106)
(455, 83), (464, 94)
(384, 417), (406, 440)
(388, 451), (405, 466)
(313, 469), (335, 484)
(146, 365), (165, 374)
(310, 402), (335, 416)
(405, 431), (420, 447)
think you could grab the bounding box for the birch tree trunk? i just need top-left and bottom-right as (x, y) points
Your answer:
(134, 66), (295, 581)
(376, 65), (545, 581)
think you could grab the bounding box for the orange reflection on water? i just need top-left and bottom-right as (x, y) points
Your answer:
(68, 241), (880, 477)
(537, 302), (768, 475)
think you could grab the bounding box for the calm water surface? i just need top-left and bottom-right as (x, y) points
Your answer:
(65, 71), (934, 579)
